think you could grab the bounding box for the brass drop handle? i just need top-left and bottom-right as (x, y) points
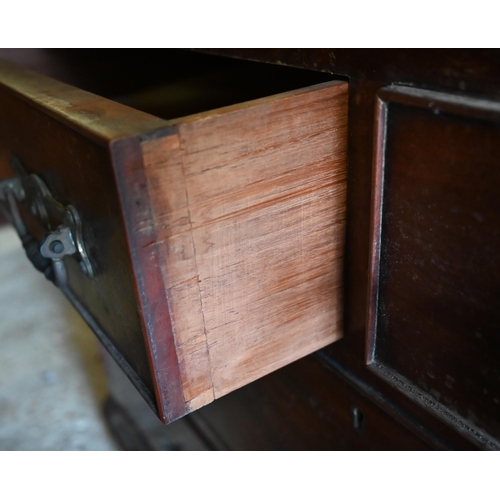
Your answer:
(0, 154), (94, 287)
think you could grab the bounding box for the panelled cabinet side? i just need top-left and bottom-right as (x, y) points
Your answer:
(200, 49), (500, 449)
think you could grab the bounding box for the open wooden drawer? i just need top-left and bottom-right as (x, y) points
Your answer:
(0, 51), (348, 423)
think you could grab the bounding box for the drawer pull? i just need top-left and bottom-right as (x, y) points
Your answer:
(0, 155), (94, 284)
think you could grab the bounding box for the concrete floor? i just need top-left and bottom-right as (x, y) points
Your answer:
(0, 225), (119, 450)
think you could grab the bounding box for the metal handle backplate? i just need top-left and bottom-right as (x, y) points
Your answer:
(0, 154), (94, 286)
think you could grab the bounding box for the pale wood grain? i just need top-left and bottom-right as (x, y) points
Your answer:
(142, 81), (348, 409)
(142, 134), (213, 408)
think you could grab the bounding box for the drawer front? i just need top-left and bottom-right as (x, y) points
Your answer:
(0, 59), (348, 423)
(0, 60), (167, 413)
(103, 347), (432, 450)
(368, 85), (500, 449)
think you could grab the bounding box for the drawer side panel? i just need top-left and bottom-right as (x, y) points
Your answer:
(142, 81), (348, 408)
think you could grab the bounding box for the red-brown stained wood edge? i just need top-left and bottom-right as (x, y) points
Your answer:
(366, 94), (387, 364)
(111, 135), (187, 423)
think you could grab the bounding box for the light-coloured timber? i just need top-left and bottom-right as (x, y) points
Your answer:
(142, 81), (348, 411)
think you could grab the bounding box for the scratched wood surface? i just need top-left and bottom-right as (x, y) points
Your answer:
(142, 81), (348, 410)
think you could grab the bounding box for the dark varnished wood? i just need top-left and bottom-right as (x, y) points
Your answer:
(102, 344), (433, 450)
(200, 49), (500, 449)
(0, 59), (170, 418)
(199, 49), (500, 99)
(190, 355), (433, 450)
(368, 86), (500, 449)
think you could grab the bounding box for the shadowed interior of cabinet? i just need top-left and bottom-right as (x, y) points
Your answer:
(0, 49), (338, 120)
(113, 60), (337, 120)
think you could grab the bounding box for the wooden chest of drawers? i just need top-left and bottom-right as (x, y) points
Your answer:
(2, 49), (500, 450)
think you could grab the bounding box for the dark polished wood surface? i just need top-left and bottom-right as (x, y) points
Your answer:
(367, 86), (500, 449)
(195, 356), (433, 450)
(0, 59), (163, 409)
(102, 346), (433, 450)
